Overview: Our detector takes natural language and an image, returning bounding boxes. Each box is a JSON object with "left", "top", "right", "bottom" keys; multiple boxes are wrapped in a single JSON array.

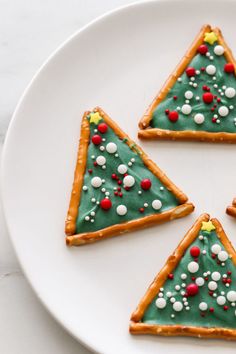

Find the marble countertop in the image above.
[{"left": 0, "top": 1, "right": 134, "bottom": 352}]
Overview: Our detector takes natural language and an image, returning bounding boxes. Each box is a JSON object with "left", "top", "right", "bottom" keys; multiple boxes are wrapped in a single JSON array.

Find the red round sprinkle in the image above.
[
  {"left": 117, "top": 187, "right": 121, "bottom": 192},
  {"left": 93, "top": 161, "right": 98, "bottom": 166},
  {"left": 165, "top": 109, "right": 170, "bottom": 115},
  {"left": 100, "top": 198, "right": 112, "bottom": 210},
  {"left": 117, "top": 180, "right": 122, "bottom": 185},
  {"left": 190, "top": 246, "right": 200, "bottom": 258},
  {"left": 119, "top": 193, "right": 123, "bottom": 197},
  {"left": 224, "top": 63, "right": 234, "bottom": 73},
  {"left": 114, "top": 191, "right": 118, "bottom": 196},
  {"left": 124, "top": 186, "right": 130, "bottom": 191},
  {"left": 211, "top": 107, "right": 215, "bottom": 112},
  {"left": 168, "top": 273, "right": 174, "bottom": 280},
  {"left": 224, "top": 306, "right": 229, "bottom": 311},
  {"left": 186, "top": 283, "right": 199, "bottom": 296},
  {"left": 202, "top": 85, "right": 208, "bottom": 91},
  {"left": 141, "top": 178, "right": 152, "bottom": 190},
  {"left": 186, "top": 67, "right": 196, "bottom": 77},
  {"left": 212, "top": 118, "right": 217, "bottom": 123},
  {"left": 227, "top": 271, "right": 232, "bottom": 275},
  {"left": 173, "top": 95, "right": 178, "bottom": 100},
  {"left": 191, "top": 276, "right": 196, "bottom": 281},
  {"left": 217, "top": 98, "right": 221, "bottom": 103},
  {"left": 168, "top": 111, "right": 179, "bottom": 122},
  {"left": 205, "top": 277, "right": 209, "bottom": 281},
  {"left": 211, "top": 253, "right": 216, "bottom": 258},
  {"left": 97, "top": 123, "right": 108, "bottom": 134},
  {"left": 227, "top": 278, "right": 232, "bottom": 284},
  {"left": 111, "top": 173, "right": 117, "bottom": 179},
  {"left": 88, "top": 169, "right": 93, "bottom": 174},
  {"left": 209, "top": 307, "right": 214, "bottom": 313},
  {"left": 139, "top": 207, "right": 145, "bottom": 213},
  {"left": 198, "top": 44, "right": 208, "bottom": 55},
  {"left": 223, "top": 278, "right": 227, "bottom": 284},
  {"left": 92, "top": 134, "right": 102, "bottom": 145},
  {"left": 209, "top": 291, "right": 214, "bottom": 296},
  {"left": 201, "top": 67, "right": 205, "bottom": 71},
  {"left": 203, "top": 92, "right": 214, "bottom": 104}
]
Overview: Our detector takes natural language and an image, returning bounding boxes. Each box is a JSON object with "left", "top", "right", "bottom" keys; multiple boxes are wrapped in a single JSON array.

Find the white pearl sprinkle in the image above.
[
  {"left": 225, "top": 87, "right": 236, "bottom": 98},
  {"left": 85, "top": 216, "right": 90, "bottom": 221},
  {"left": 227, "top": 291, "right": 236, "bottom": 302},
  {"left": 214, "top": 45, "right": 224, "bottom": 56},
  {"left": 173, "top": 302, "right": 183, "bottom": 312},
  {"left": 211, "top": 244, "right": 221, "bottom": 254},
  {"left": 83, "top": 186, "right": 88, "bottom": 191},
  {"left": 218, "top": 106, "right": 229, "bottom": 117},
  {"left": 188, "top": 261, "right": 199, "bottom": 273},
  {"left": 117, "top": 164, "right": 127, "bottom": 174},
  {"left": 123, "top": 175, "right": 135, "bottom": 187},
  {"left": 211, "top": 272, "right": 221, "bottom": 281},
  {"left": 217, "top": 296, "right": 226, "bottom": 305},
  {"left": 106, "top": 142, "right": 117, "bottom": 154},
  {"left": 181, "top": 104, "right": 192, "bottom": 115},
  {"left": 194, "top": 113, "right": 205, "bottom": 125},
  {"left": 199, "top": 302, "right": 208, "bottom": 311},
  {"left": 91, "top": 176, "right": 102, "bottom": 188},
  {"left": 184, "top": 90, "right": 193, "bottom": 99},
  {"left": 196, "top": 277, "right": 205, "bottom": 286},
  {"left": 181, "top": 273, "right": 187, "bottom": 280},
  {"left": 206, "top": 64, "right": 216, "bottom": 75},
  {"left": 155, "top": 298, "right": 166, "bottom": 309},
  {"left": 152, "top": 199, "right": 162, "bottom": 210},
  {"left": 208, "top": 281, "right": 218, "bottom": 291},
  {"left": 218, "top": 250, "right": 229, "bottom": 262},
  {"left": 96, "top": 155, "right": 106, "bottom": 166}
]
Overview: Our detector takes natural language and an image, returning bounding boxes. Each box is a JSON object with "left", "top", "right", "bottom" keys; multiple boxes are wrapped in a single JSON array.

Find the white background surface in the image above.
[{"left": 0, "top": 1, "right": 133, "bottom": 353}]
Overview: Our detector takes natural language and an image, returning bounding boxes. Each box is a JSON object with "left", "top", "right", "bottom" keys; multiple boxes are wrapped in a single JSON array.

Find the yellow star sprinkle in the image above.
[
  {"left": 201, "top": 221, "right": 216, "bottom": 232},
  {"left": 204, "top": 31, "right": 218, "bottom": 45},
  {"left": 89, "top": 112, "right": 102, "bottom": 124}
]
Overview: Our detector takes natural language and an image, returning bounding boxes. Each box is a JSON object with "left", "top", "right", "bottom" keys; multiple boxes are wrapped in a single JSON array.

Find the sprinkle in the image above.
[{"left": 83, "top": 186, "right": 88, "bottom": 191}]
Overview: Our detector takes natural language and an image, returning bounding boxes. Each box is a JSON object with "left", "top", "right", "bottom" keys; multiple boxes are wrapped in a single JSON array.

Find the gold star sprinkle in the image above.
[
  {"left": 201, "top": 221, "right": 216, "bottom": 232},
  {"left": 89, "top": 112, "right": 102, "bottom": 125},
  {"left": 204, "top": 31, "right": 218, "bottom": 45}
]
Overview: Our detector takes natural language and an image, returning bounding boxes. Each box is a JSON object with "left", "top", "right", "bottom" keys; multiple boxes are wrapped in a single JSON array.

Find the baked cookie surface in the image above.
[
  {"left": 130, "top": 214, "right": 236, "bottom": 340},
  {"left": 139, "top": 25, "right": 236, "bottom": 142},
  {"left": 65, "top": 107, "right": 194, "bottom": 246},
  {"left": 227, "top": 199, "right": 236, "bottom": 218}
]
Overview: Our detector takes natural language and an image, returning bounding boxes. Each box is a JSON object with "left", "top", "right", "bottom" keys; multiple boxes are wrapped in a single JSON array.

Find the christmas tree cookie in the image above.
[
  {"left": 227, "top": 199, "right": 236, "bottom": 218},
  {"left": 130, "top": 214, "right": 236, "bottom": 340},
  {"left": 139, "top": 25, "right": 236, "bottom": 142},
  {"left": 65, "top": 107, "right": 194, "bottom": 246}
]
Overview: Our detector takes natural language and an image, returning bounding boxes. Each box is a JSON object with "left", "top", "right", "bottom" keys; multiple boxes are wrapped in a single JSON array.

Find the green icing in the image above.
[
  {"left": 142, "top": 229, "right": 236, "bottom": 329},
  {"left": 151, "top": 40, "right": 236, "bottom": 133},
  {"left": 75, "top": 115, "right": 180, "bottom": 233}
]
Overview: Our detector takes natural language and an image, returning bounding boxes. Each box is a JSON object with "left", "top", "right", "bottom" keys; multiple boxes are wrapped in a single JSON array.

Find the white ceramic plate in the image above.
[{"left": 2, "top": 1, "right": 236, "bottom": 353}]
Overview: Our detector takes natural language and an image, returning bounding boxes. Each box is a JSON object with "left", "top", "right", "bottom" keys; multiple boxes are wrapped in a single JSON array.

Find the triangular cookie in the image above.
[
  {"left": 130, "top": 214, "right": 236, "bottom": 340},
  {"left": 139, "top": 25, "right": 236, "bottom": 143},
  {"left": 65, "top": 107, "right": 194, "bottom": 246},
  {"left": 227, "top": 199, "right": 236, "bottom": 218}
]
